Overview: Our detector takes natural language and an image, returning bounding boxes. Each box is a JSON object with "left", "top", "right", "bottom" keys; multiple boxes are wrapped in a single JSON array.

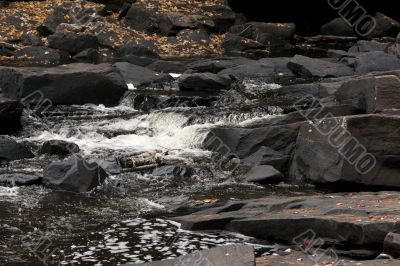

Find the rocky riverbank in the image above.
[{"left": 2, "top": 0, "right": 400, "bottom": 265}]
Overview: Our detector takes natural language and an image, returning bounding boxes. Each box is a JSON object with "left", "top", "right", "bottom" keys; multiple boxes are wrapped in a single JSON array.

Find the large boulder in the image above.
[
  {"left": 43, "top": 157, "right": 109, "bottom": 193},
  {"left": 288, "top": 55, "right": 354, "bottom": 78},
  {"left": 112, "top": 62, "right": 173, "bottom": 88},
  {"left": 370, "top": 12, "right": 400, "bottom": 37},
  {"left": 174, "top": 192, "right": 400, "bottom": 247},
  {"left": 0, "top": 63, "right": 127, "bottom": 106},
  {"left": 0, "top": 136, "right": 34, "bottom": 162},
  {"left": 12, "top": 46, "right": 70, "bottom": 66},
  {"left": 290, "top": 115, "right": 400, "bottom": 187},
  {"left": 0, "top": 97, "right": 22, "bottom": 134},
  {"left": 158, "top": 13, "right": 214, "bottom": 35},
  {"left": 335, "top": 75, "right": 400, "bottom": 113},
  {"left": 354, "top": 51, "right": 400, "bottom": 74},
  {"left": 178, "top": 73, "right": 231, "bottom": 91},
  {"left": 48, "top": 32, "right": 99, "bottom": 54},
  {"left": 124, "top": 2, "right": 159, "bottom": 32}
]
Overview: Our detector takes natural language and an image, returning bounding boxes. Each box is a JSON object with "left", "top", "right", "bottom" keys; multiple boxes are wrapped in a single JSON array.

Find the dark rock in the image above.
[
  {"left": 0, "top": 136, "right": 34, "bottom": 162},
  {"left": 244, "top": 165, "right": 284, "bottom": 183},
  {"left": 290, "top": 114, "right": 400, "bottom": 187},
  {"left": 21, "top": 32, "right": 43, "bottom": 46},
  {"left": 371, "top": 12, "right": 400, "bottom": 37},
  {"left": 0, "top": 42, "right": 15, "bottom": 56},
  {"left": 112, "top": 62, "right": 173, "bottom": 88},
  {"left": 0, "top": 173, "right": 42, "bottom": 187},
  {"left": 0, "top": 63, "right": 127, "bottom": 106},
  {"left": 13, "top": 46, "right": 70, "bottom": 66},
  {"left": 116, "top": 44, "right": 160, "bottom": 59},
  {"left": 320, "top": 18, "right": 356, "bottom": 37},
  {"left": 48, "top": 32, "right": 99, "bottom": 54},
  {"left": 243, "top": 146, "right": 290, "bottom": 171},
  {"left": 177, "top": 29, "right": 210, "bottom": 43},
  {"left": 288, "top": 55, "right": 354, "bottom": 78},
  {"left": 159, "top": 13, "right": 214, "bottom": 35},
  {"left": 223, "top": 34, "right": 266, "bottom": 54},
  {"left": 119, "top": 55, "right": 156, "bottom": 67},
  {"left": 43, "top": 156, "right": 109, "bottom": 193},
  {"left": 218, "top": 57, "right": 293, "bottom": 81},
  {"left": 354, "top": 52, "right": 400, "bottom": 74},
  {"left": 384, "top": 233, "right": 400, "bottom": 258},
  {"left": 335, "top": 75, "right": 400, "bottom": 113},
  {"left": 229, "top": 22, "right": 296, "bottom": 46},
  {"left": 88, "top": 157, "right": 122, "bottom": 175},
  {"left": 174, "top": 192, "right": 400, "bottom": 246},
  {"left": 147, "top": 60, "right": 187, "bottom": 73},
  {"left": 40, "top": 140, "right": 80, "bottom": 156},
  {"left": 349, "top": 40, "right": 390, "bottom": 53},
  {"left": 41, "top": 2, "right": 72, "bottom": 34},
  {"left": 203, "top": 4, "right": 236, "bottom": 33},
  {"left": 276, "top": 83, "right": 319, "bottom": 99},
  {"left": 178, "top": 73, "right": 231, "bottom": 91},
  {"left": 152, "top": 165, "right": 193, "bottom": 178},
  {"left": 124, "top": 3, "right": 159, "bottom": 32},
  {"left": 132, "top": 244, "right": 255, "bottom": 266},
  {"left": 187, "top": 57, "right": 255, "bottom": 74},
  {"left": 72, "top": 48, "right": 99, "bottom": 63},
  {"left": 0, "top": 97, "right": 22, "bottom": 134}
]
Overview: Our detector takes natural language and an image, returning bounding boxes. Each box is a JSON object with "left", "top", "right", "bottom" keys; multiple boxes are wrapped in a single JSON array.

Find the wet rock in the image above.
[
  {"left": 229, "top": 22, "right": 296, "bottom": 46},
  {"left": 0, "top": 97, "right": 22, "bottom": 134},
  {"left": 218, "top": 57, "right": 293, "bottom": 81},
  {"left": 13, "top": 46, "right": 70, "bottom": 66},
  {"left": 72, "top": 48, "right": 99, "bottom": 63},
  {"left": 290, "top": 114, "right": 400, "bottom": 187},
  {"left": 243, "top": 146, "right": 290, "bottom": 172},
  {"left": 0, "top": 173, "right": 42, "bottom": 187},
  {"left": 174, "top": 192, "right": 400, "bottom": 246},
  {"left": 288, "top": 55, "right": 354, "bottom": 78},
  {"left": 48, "top": 32, "right": 99, "bottom": 54},
  {"left": 320, "top": 17, "right": 356, "bottom": 37},
  {"left": 112, "top": 62, "right": 172, "bottom": 88},
  {"left": 44, "top": 157, "right": 109, "bottom": 193},
  {"left": 0, "top": 136, "right": 34, "bottom": 162},
  {"left": 88, "top": 157, "right": 122, "bottom": 175},
  {"left": 336, "top": 75, "right": 400, "bottom": 113},
  {"left": 187, "top": 57, "right": 255, "bottom": 74},
  {"left": 178, "top": 73, "right": 231, "bottom": 91},
  {"left": 40, "top": 140, "right": 80, "bottom": 156},
  {"left": 159, "top": 13, "right": 214, "bottom": 35},
  {"left": 152, "top": 165, "right": 194, "bottom": 178},
  {"left": 349, "top": 40, "right": 390, "bottom": 53},
  {"left": 0, "top": 63, "right": 127, "bottom": 106},
  {"left": 133, "top": 244, "right": 255, "bottom": 266},
  {"left": 147, "top": 60, "right": 187, "bottom": 74},
  {"left": 384, "top": 232, "right": 400, "bottom": 259},
  {"left": 354, "top": 52, "right": 400, "bottom": 74},
  {"left": 244, "top": 165, "right": 284, "bottom": 183},
  {"left": 276, "top": 83, "right": 319, "bottom": 99}
]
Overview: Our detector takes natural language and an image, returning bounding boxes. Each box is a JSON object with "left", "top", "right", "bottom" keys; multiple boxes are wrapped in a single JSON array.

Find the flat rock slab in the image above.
[
  {"left": 0, "top": 63, "right": 127, "bottom": 106},
  {"left": 174, "top": 192, "right": 400, "bottom": 247},
  {"left": 288, "top": 55, "right": 354, "bottom": 78},
  {"left": 130, "top": 244, "right": 254, "bottom": 266}
]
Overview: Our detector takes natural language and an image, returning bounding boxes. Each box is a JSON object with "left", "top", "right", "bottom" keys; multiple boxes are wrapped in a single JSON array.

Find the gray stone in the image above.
[
  {"left": 244, "top": 165, "right": 284, "bottom": 183},
  {"left": 178, "top": 73, "right": 231, "bottom": 91},
  {"left": 354, "top": 52, "right": 400, "bottom": 74},
  {"left": 0, "top": 136, "right": 34, "bottom": 162},
  {"left": 384, "top": 232, "right": 400, "bottom": 259}
]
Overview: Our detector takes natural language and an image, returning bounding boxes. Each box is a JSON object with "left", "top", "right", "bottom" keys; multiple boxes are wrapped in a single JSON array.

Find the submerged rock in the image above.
[
  {"left": 133, "top": 244, "right": 255, "bottom": 266},
  {"left": 0, "top": 136, "right": 34, "bottom": 162},
  {"left": 40, "top": 140, "right": 80, "bottom": 156},
  {"left": 44, "top": 156, "right": 109, "bottom": 193},
  {"left": 0, "top": 97, "right": 22, "bottom": 134}
]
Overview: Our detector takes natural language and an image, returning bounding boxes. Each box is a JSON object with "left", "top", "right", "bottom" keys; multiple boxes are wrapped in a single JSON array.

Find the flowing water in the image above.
[{"left": 0, "top": 82, "right": 319, "bottom": 265}]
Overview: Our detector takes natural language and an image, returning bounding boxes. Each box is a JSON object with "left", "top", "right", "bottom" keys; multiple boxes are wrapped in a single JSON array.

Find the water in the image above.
[{"left": 0, "top": 81, "right": 316, "bottom": 265}]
